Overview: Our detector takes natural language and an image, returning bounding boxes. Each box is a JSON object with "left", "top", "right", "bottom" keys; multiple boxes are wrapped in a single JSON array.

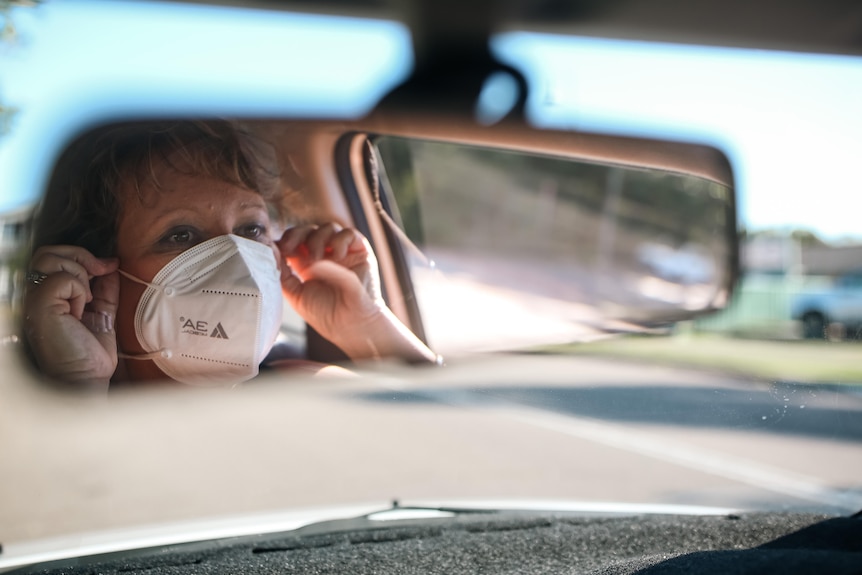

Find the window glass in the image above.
[{"left": 375, "top": 136, "right": 732, "bottom": 355}]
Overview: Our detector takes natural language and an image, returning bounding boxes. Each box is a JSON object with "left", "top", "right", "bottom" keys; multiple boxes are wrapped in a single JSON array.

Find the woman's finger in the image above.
[
  {"left": 305, "top": 223, "right": 342, "bottom": 260},
  {"left": 280, "top": 263, "right": 303, "bottom": 299},
  {"left": 29, "top": 249, "right": 118, "bottom": 303},
  {"left": 27, "top": 271, "right": 91, "bottom": 321},
  {"left": 29, "top": 253, "right": 94, "bottom": 300},
  {"left": 87, "top": 271, "right": 119, "bottom": 324},
  {"left": 32, "top": 245, "right": 118, "bottom": 277},
  {"left": 84, "top": 271, "right": 119, "bottom": 356},
  {"left": 277, "top": 225, "right": 318, "bottom": 257},
  {"left": 327, "top": 228, "right": 364, "bottom": 261}
]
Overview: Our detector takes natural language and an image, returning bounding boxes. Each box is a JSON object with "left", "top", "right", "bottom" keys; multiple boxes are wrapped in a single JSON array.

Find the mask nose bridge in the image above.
[{"left": 119, "top": 236, "right": 257, "bottom": 295}]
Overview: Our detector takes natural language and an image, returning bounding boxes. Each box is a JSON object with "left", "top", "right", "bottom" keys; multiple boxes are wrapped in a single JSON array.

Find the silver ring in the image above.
[{"left": 26, "top": 271, "right": 49, "bottom": 285}]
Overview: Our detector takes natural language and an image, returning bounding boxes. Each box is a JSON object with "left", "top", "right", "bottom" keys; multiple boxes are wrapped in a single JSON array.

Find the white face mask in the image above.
[{"left": 118, "top": 234, "right": 283, "bottom": 386}]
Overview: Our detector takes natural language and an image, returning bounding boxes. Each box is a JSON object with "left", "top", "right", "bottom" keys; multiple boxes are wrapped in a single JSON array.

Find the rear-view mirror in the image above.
[{"left": 3, "top": 115, "right": 737, "bottom": 388}]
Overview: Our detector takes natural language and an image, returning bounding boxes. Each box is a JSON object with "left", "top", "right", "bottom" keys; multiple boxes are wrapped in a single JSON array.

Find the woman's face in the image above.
[{"left": 114, "top": 158, "right": 281, "bottom": 378}]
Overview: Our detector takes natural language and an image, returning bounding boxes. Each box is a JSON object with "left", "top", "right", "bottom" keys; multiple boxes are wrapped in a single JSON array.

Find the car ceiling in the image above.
[{"left": 167, "top": 0, "right": 862, "bottom": 56}]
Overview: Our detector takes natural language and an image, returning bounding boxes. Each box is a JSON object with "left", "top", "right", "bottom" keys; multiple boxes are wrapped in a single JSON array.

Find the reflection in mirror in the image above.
[
  {"left": 10, "top": 118, "right": 735, "bottom": 390},
  {"left": 19, "top": 120, "right": 437, "bottom": 392},
  {"left": 374, "top": 137, "right": 735, "bottom": 355}
]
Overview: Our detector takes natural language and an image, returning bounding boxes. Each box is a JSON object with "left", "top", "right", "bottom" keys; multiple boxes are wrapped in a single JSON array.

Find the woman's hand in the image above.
[
  {"left": 277, "top": 224, "right": 383, "bottom": 342},
  {"left": 23, "top": 245, "right": 120, "bottom": 389},
  {"left": 277, "top": 223, "right": 435, "bottom": 363}
]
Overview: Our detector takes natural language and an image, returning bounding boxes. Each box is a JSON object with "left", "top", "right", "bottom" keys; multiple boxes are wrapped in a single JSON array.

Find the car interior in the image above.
[{"left": 1, "top": 0, "right": 860, "bottom": 573}]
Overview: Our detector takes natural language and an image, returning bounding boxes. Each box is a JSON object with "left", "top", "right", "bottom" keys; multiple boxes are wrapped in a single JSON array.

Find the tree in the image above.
[
  {"left": 789, "top": 229, "right": 828, "bottom": 248},
  {"left": 1, "top": 0, "right": 42, "bottom": 135},
  {"left": 1, "top": 0, "right": 40, "bottom": 43}
]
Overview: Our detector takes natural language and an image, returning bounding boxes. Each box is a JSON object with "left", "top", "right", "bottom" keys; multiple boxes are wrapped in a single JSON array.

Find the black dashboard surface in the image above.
[{"left": 13, "top": 512, "right": 862, "bottom": 574}]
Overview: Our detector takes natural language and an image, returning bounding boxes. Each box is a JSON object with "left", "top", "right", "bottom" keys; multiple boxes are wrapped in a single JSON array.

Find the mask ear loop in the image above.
[
  {"left": 115, "top": 269, "right": 172, "bottom": 361},
  {"left": 117, "top": 269, "right": 162, "bottom": 291},
  {"left": 117, "top": 349, "right": 172, "bottom": 361}
]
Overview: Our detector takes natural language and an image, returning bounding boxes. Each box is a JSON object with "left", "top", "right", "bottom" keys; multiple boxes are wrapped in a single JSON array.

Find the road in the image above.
[{"left": 1, "top": 350, "right": 861, "bottom": 546}]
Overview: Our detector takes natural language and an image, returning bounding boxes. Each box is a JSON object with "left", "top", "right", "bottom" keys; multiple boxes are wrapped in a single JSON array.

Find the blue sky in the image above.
[{"left": 2, "top": 0, "right": 861, "bottom": 241}]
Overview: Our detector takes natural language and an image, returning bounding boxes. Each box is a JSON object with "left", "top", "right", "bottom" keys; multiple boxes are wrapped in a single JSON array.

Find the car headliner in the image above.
[{"left": 168, "top": 0, "right": 862, "bottom": 57}]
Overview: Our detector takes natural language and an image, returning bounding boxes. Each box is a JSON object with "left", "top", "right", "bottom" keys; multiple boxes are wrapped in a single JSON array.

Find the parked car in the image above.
[
  {"left": 0, "top": 1, "right": 860, "bottom": 574},
  {"left": 792, "top": 272, "right": 862, "bottom": 340}
]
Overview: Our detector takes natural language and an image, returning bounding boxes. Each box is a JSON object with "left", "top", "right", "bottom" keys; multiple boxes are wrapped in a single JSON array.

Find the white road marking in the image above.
[{"left": 417, "top": 387, "right": 862, "bottom": 511}]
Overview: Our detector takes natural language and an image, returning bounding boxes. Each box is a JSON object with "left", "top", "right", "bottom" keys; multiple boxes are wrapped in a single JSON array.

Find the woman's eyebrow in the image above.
[
  {"left": 136, "top": 210, "right": 205, "bottom": 240},
  {"left": 238, "top": 200, "right": 268, "bottom": 211},
  {"left": 149, "top": 207, "right": 202, "bottom": 225}
]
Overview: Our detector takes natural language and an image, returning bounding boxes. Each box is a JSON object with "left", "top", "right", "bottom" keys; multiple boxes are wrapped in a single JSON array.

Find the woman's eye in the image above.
[
  {"left": 158, "top": 228, "right": 198, "bottom": 248},
  {"left": 170, "top": 230, "right": 192, "bottom": 243},
  {"left": 237, "top": 223, "right": 267, "bottom": 241}
]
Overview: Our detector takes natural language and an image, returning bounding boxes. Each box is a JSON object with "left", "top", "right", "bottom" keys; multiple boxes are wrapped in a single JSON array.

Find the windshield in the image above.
[{"left": 0, "top": 0, "right": 861, "bottom": 558}]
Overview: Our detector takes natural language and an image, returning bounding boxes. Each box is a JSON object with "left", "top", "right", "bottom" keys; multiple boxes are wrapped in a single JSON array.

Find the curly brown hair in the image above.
[{"left": 32, "top": 120, "right": 288, "bottom": 258}]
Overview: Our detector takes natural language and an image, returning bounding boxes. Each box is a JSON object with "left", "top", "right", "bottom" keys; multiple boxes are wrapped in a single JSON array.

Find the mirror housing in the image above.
[{"left": 15, "top": 115, "right": 736, "bottom": 377}]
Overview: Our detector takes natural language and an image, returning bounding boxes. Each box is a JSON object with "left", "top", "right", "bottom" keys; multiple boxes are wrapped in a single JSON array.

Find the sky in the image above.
[
  {"left": 493, "top": 33, "right": 862, "bottom": 242},
  {"left": 2, "top": 0, "right": 862, "bottom": 241}
]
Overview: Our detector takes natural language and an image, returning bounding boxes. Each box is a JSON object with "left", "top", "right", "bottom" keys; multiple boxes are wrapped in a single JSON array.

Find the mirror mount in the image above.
[{"left": 375, "top": 0, "right": 528, "bottom": 122}]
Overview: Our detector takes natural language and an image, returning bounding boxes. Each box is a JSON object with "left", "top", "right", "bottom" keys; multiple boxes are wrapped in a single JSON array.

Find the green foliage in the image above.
[
  {"left": 0, "top": 102, "right": 18, "bottom": 135},
  {"left": 550, "top": 334, "right": 862, "bottom": 384},
  {"left": 790, "top": 229, "right": 828, "bottom": 248},
  {"left": 1, "top": 0, "right": 42, "bottom": 136},
  {"left": 2, "top": 0, "right": 42, "bottom": 44},
  {"left": 374, "top": 136, "right": 731, "bottom": 266},
  {"left": 747, "top": 227, "right": 830, "bottom": 247}
]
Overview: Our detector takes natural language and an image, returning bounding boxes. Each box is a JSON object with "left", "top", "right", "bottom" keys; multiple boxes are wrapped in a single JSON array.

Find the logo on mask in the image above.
[
  {"left": 210, "top": 323, "right": 229, "bottom": 339},
  {"left": 179, "top": 316, "right": 228, "bottom": 339}
]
